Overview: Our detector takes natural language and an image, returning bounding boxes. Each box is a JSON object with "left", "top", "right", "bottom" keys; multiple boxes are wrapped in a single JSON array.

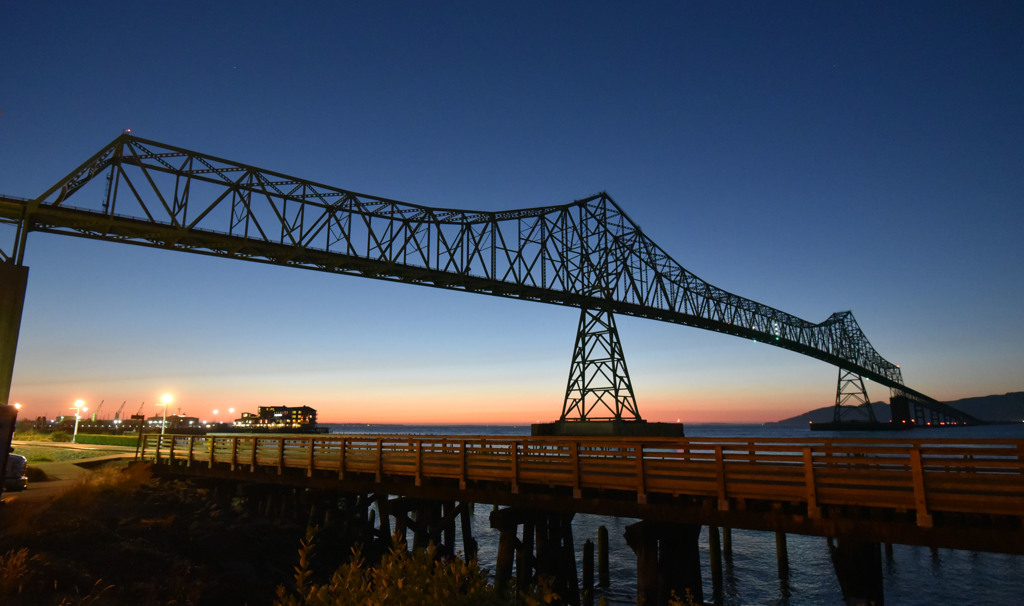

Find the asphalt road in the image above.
[{"left": 2, "top": 441, "right": 138, "bottom": 503}]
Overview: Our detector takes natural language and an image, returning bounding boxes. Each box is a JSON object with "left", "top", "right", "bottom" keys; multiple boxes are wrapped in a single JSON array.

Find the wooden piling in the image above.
[
  {"left": 460, "top": 502, "right": 478, "bottom": 561},
  {"left": 709, "top": 525, "right": 723, "bottom": 600},
  {"left": 518, "top": 518, "right": 535, "bottom": 592},
  {"left": 490, "top": 508, "right": 580, "bottom": 603},
  {"left": 495, "top": 526, "right": 517, "bottom": 589},
  {"left": 598, "top": 525, "right": 610, "bottom": 588},
  {"left": 583, "top": 539, "right": 594, "bottom": 606},
  {"left": 829, "top": 537, "right": 885, "bottom": 606},
  {"left": 625, "top": 521, "right": 703, "bottom": 606},
  {"left": 775, "top": 532, "right": 790, "bottom": 578},
  {"left": 776, "top": 531, "right": 791, "bottom": 599}
]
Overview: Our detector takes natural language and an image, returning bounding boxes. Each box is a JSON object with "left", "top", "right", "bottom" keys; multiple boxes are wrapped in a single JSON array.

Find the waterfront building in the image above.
[{"left": 234, "top": 405, "right": 317, "bottom": 430}]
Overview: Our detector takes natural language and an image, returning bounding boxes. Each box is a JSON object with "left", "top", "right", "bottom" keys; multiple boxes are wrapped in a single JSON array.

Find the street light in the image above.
[
  {"left": 71, "top": 399, "right": 87, "bottom": 443},
  {"left": 159, "top": 393, "right": 173, "bottom": 435}
]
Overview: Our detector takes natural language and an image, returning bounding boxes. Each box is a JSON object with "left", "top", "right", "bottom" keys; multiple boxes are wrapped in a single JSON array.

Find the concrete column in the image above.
[
  {"left": 0, "top": 263, "right": 29, "bottom": 406},
  {"left": 0, "top": 404, "right": 17, "bottom": 497}
]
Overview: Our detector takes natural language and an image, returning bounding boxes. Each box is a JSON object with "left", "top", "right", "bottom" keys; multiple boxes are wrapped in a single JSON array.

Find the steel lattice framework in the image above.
[
  {"left": 0, "top": 134, "right": 937, "bottom": 403},
  {"left": 562, "top": 307, "right": 641, "bottom": 422}
]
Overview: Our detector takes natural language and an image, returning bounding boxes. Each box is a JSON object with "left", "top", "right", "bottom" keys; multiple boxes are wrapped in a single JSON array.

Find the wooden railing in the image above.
[{"left": 138, "top": 434, "right": 1024, "bottom": 528}]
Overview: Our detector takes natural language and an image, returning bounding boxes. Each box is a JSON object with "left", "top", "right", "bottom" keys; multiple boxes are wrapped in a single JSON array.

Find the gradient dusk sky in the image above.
[{"left": 1, "top": 2, "right": 1021, "bottom": 425}]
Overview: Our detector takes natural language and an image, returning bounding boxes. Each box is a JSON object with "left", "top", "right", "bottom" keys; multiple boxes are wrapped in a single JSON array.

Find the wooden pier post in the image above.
[
  {"left": 495, "top": 524, "right": 518, "bottom": 589},
  {"left": 624, "top": 521, "right": 703, "bottom": 606},
  {"left": 598, "top": 525, "right": 610, "bottom": 588},
  {"left": 490, "top": 508, "right": 580, "bottom": 604},
  {"left": 518, "top": 517, "right": 535, "bottom": 593},
  {"left": 828, "top": 537, "right": 884, "bottom": 606},
  {"left": 583, "top": 539, "right": 594, "bottom": 606},
  {"left": 709, "top": 525, "right": 723, "bottom": 601},
  {"left": 459, "top": 502, "right": 478, "bottom": 561},
  {"left": 776, "top": 532, "right": 791, "bottom": 598},
  {"left": 776, "top": 532, "right": 790, "bottom": 578}
]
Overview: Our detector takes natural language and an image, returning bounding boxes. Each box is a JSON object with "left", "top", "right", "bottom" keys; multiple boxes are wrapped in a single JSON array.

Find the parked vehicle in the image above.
[{"left": 4, "top": 450, "right": 28, "bottom": 491}]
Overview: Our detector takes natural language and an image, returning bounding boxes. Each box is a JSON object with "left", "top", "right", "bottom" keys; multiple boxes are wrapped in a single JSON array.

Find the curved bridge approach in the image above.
[{"left": 0, "top": 134, "right": 939, "bottom": 412}]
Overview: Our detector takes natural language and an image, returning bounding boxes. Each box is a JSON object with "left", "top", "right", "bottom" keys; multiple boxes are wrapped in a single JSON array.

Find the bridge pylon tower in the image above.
[
  {"left": 533, "top": 306, "right": 684, "bottom": 437},
  {"left": 561, "top": 306, "right": 641, "bottom": 423},
  {"left": 832, "top": 368, "right": 879, "bottom": 424}
]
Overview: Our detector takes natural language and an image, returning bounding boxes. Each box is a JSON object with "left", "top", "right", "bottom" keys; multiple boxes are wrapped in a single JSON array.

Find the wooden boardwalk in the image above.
[{"left": 137, "top": 433, "right": 1024, "bottom": 554}]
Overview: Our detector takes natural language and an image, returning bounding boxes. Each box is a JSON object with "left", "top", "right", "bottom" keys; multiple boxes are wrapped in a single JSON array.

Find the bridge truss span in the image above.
[{"left": 0, "top": 134, "right": 927, "bottom": 402}]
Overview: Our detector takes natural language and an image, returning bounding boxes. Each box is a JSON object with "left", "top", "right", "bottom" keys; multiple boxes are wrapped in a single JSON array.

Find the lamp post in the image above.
[
  {"left": 159, "top": 393, "right": 172, "bottom": 435},
  {"left": 71, "top": 399, "right": 86, "bottom": 443}
]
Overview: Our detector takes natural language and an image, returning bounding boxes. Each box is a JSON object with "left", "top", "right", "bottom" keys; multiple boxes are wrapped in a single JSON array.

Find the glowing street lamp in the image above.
[
  {"left": 71, "top": 399, "right": 87, "bottom": 443},
  {"left": 159, "top": 393, "right": 173, "bottom": 435}
]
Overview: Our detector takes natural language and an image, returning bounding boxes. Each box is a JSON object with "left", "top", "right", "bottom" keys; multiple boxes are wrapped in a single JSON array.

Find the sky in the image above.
[{"left": 1, "top": 1, "right": 1021, "bottom": 425}]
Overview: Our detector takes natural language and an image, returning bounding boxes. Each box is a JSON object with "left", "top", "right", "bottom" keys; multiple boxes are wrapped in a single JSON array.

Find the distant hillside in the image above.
[
  {"left": 948, "top": 392, "right": 1024, "bottom": 422},
  {"left": 772, "top": 392, "right": 1024, "bottom": 427}
]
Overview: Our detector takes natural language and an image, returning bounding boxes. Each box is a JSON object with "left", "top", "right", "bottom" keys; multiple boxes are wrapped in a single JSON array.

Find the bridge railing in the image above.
[{"left": 138, "top": 433, "right": 1024, "bottom": 527}]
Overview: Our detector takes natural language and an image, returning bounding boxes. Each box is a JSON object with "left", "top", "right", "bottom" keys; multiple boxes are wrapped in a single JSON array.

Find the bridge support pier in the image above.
[
  {"left": 624, "top": 520, "right": 703, "bottom": 606},
  {"left": 491, "top": 507, "right": 580, "bottom": 604},
  {"left": 0, "top": 262, "right": 28, "bottom": 406},
  {"left": 828, "top": 537, "right": 884, "bottom": 606}
]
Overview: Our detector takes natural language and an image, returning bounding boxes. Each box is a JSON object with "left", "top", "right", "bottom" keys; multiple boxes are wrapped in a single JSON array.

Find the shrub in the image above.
[
  {"left": 0, "top": 548, "right": 36, "bottom": 599},
  {"left": 73, "top": 434, "right": 138, "bottom": 447},
  {"left": 56, "top": 462, "right": 153, "bottom": 508},
  {"left": 276, "top": 529, "right": 512, "bottom": 606},
  {"left": 49, "top": 431, "right": 72, "bottom": 443}
]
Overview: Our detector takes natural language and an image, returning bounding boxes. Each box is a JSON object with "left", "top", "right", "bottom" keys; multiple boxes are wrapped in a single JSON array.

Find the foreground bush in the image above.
[{"left": 276, "top": 529, "right": 516, "bottom": 606}]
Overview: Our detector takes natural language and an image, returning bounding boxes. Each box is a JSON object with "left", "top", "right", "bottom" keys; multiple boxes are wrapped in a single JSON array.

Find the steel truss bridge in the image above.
[{"left": 0, "top": 134, "right": 972, "bottom": 425}]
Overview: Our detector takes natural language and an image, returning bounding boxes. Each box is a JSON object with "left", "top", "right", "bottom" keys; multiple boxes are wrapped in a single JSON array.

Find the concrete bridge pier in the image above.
[
  {"left": 490, "top": 507, "right": 580, "bottom": 604},
  {"left": 828, "top": 537, "right": 884, "bottom": 606},
  {"left": 0, "top": 262, "right": 29, "bottom": 407},
  {"left": 624, "top": 521, "right": 703, "bottom": 606}
]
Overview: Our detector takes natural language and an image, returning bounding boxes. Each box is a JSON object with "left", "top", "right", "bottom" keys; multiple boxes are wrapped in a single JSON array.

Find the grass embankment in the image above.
[
  {"left": 13, "top": 432, "right": 138, "bottom": 466},
  {"left": 14, "top": 430, "right": 138, "bottom": 447},
  {"left": 14, "top": 445, "right": 129, "bottom": 466},
  {"left": 0, "top": 462, "right": 306, "bottom": 605}
]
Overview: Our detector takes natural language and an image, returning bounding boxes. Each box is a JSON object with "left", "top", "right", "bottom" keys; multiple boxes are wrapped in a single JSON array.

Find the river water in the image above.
[{"left": 325, "top": 422, "right": 1024, "bottom": 605}]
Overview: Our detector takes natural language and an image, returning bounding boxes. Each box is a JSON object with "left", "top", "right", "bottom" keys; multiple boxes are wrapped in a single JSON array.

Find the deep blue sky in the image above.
[{"left": 2, "top": 2, "right": 1021, "bottom": 423}]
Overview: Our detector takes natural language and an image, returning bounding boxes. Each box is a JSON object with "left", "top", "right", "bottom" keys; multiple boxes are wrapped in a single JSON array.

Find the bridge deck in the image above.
[{"left": 137, "top": 433, "right": 1024, "bottom": 554}]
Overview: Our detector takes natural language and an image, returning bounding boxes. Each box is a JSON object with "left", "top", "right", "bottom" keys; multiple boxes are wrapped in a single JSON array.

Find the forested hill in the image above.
[{"left": 771, "top": 392, "right": 1024, "bottom": 427}]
